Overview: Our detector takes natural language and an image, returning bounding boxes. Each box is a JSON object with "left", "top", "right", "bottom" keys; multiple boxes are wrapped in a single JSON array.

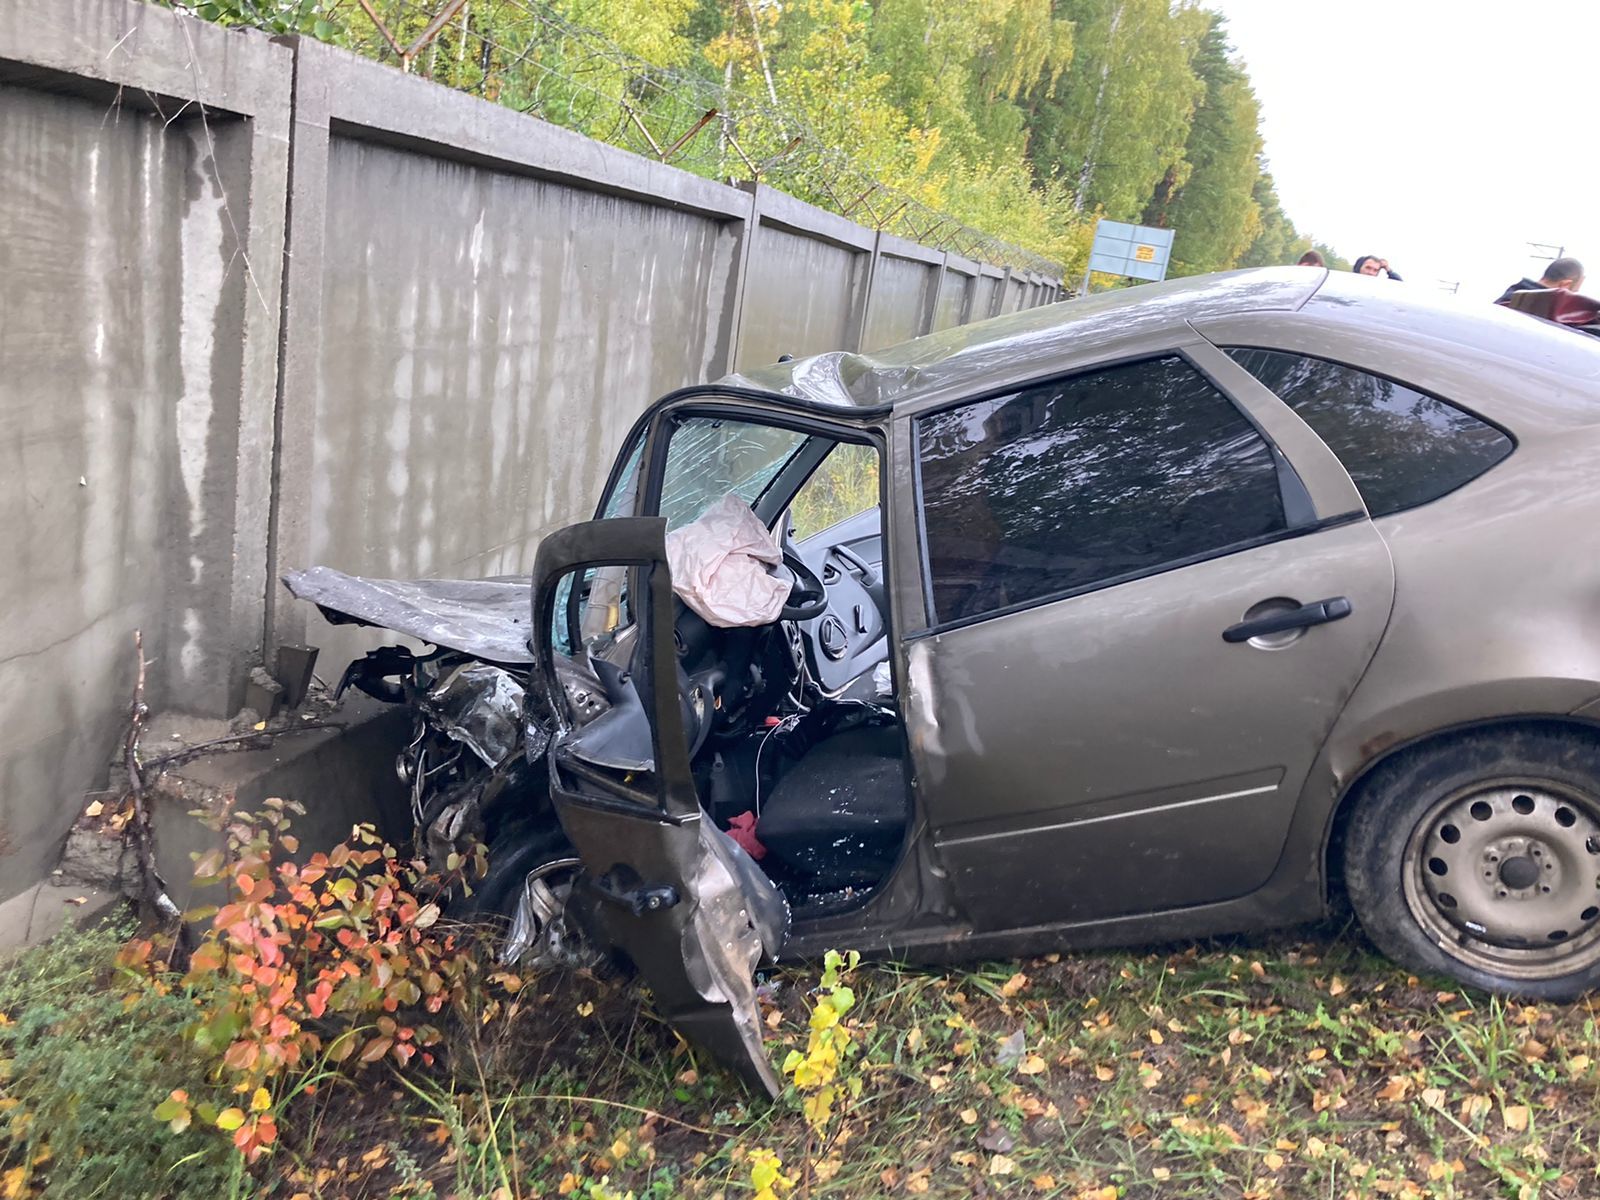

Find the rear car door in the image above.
[
  {"left": 530, "top": 517, "right": 787, "bottom": 1095},
  {"left": 900, "top": 344, "right": 1397, "bottom": 931}
]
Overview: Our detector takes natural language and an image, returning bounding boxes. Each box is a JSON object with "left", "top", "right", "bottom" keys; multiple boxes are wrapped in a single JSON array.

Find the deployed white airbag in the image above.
[{"left": 664, "top": 494, "right": 789, "bottom": 627}]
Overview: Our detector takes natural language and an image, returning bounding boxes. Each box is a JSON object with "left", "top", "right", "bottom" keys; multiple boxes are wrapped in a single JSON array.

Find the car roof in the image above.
[{"left": 718, "top": 267, "right": 1323, "bottom": 410}]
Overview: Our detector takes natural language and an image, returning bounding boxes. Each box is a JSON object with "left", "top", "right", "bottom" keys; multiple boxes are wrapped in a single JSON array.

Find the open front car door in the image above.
[{"left": 530, "top": 517, "right": 788, "bottom": 1096}]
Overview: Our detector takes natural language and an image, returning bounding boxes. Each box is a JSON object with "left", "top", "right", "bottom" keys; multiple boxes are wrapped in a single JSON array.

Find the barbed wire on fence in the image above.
[{"left": 180, "top": 0, "right": 1062, "bottom": 275}]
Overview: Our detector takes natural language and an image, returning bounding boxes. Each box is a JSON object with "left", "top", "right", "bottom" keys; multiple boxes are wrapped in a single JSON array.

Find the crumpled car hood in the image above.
[{"left": 283, "top": 566, "right": 535, "bottom": 664}]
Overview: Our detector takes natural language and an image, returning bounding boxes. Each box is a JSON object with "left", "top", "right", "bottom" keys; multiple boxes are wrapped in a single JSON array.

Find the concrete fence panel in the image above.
[
  {"left": 933, "top": 255, "right": 980, "bottom": 332},
  {"left": 860, "top": 238, "right": 940, "bottom": 351},
  {"left": 0, "top": 0, "right": 290, "bottom": 899},
  {"left": 733, "top": 188, "right": 874, "bottom": 371}
]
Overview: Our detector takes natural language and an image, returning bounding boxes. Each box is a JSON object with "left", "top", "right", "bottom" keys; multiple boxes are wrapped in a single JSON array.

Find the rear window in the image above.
[{"left": 1225, "top": 349, "right": 1513, "bottom": 517}]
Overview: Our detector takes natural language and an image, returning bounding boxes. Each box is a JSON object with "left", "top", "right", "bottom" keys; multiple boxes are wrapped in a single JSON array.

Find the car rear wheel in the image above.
[{"left": 1343, "top": 726, "right": 1600, "bottom": 1000}]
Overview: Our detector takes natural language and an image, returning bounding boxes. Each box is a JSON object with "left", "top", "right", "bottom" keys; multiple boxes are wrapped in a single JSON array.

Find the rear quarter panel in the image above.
[{"left": 1196, "top": 294, "right": 1600, "bottom": 907}]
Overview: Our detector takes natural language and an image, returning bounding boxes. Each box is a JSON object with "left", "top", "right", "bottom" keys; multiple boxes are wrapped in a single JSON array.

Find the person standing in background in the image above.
[
  {"left": 1497, "top": 256, "right": 1584, "bottom": 302},
  {"left": 1297, "top": 250, "right": 1326, "bottom": 267},
  {"left": 1353, "top": 255, "right": 1402, "bottom": 281}
]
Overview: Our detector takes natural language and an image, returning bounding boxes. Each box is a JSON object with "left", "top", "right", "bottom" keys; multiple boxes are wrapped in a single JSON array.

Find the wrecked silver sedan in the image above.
[{"left": 288, "top": 267, "right": 1600, "bottom": 1091}]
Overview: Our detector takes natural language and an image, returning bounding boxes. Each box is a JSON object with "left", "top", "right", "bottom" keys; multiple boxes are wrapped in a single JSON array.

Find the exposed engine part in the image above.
[{"left": 422, "top": 662, "right": 525, "bottom": 768}]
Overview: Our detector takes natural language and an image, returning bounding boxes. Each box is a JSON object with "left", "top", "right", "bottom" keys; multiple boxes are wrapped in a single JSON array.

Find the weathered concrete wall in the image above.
[
  {"left": 933, "top": 266, "right": 971, "bottom": 332},
  {"left": 736, "top": 224, "right": 866, "bottom": 370},
  {"left": 863, "top": 255, "right": 935, "bottom": 351},
  {"left": 0, "top": 0, "right": 1062, "bottom": 902},
  {"left": 0, "top": 0, "right": 289, "bottom": 901}
]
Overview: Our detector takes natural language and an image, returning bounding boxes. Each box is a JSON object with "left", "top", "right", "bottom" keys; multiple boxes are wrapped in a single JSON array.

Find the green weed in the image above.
[{"left": 0, "top": 919, "right": 240, "bottom": 1199}]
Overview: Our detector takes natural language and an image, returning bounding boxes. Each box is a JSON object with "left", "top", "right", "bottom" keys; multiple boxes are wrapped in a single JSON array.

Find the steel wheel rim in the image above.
[
  {"left": 499, "top": 857, "right": 584, "bottom": 968},
  {"left": 1402, "top": 778, "right": 1600, "bottom": 980}
]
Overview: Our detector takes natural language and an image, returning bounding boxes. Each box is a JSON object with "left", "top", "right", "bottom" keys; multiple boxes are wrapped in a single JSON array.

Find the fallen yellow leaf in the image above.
[
  {"left": 1376, "top": 1076, "right": 1410, "bottom": 1102},
  {"left": 1094, "top": 1064, "right": 1115, "bottom": 1081},
  {"left": 988, "top": 1154, "right": 1016, "bottom": 1176},
  {"left": 1000, "top": 972, "right": 1029, "bottom": 997},
  {"left": 1264, "top": 1151, "right": 1285, "bottom": 1171},
  {"left": 1031, "top": 1175, "right": 1056, "bottom": 1192},
  {"left": 1502, "top": 1104, "right": 1531, "bottom": 1132},
  {"left": 1018, "top": 1054, "right": 1047, "bottom": 1075},
  {"left": 905, "top": 1169, "right": 931, "bottom": 1194},
  {"left": 959, "top": 1108, "right": 978, "bottom": 1125},
  {"left": 1, "top": 1167, "right": 25, "bottom": 1200}
]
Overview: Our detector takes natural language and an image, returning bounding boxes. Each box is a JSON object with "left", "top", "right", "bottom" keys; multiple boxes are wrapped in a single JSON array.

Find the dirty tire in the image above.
[
  {"left": 453, "top": 821, "right": 574, "bottom": 924},
  {"left": 1343, "top": 725, "right": 1600, "bottom": 1001}
]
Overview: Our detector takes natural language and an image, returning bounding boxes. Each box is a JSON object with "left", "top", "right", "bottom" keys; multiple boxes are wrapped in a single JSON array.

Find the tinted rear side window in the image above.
[
  {"left": 916, "top": 356, "right": 1286, "bottom": 626},
  {"left": 1225, "top": 349, "right": 1513, "bottom": 517}
]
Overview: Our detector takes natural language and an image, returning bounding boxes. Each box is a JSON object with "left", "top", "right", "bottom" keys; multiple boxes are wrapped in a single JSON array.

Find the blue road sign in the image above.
[{"left": 1086, "top": 220, "right": 1175, "bottom": 283}]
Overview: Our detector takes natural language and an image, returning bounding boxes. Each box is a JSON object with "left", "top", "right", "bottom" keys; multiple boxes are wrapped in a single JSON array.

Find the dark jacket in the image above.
[{"left": 1498, "top": 277, "right": 1546, "bottom": 303}]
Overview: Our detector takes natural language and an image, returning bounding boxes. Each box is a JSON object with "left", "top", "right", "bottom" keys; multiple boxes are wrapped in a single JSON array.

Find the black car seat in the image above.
[{"left": 754, "top": 703, "right": 909, "bottom": 897}]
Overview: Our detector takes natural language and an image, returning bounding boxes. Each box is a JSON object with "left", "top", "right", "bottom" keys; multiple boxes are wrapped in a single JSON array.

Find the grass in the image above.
[
  {"left": 263, "top": 925, "right": 1600, "bottom": 1199},
  {"left": 0, "top": 918, "right": 242, "bottom": 1200},
  {"left": 7, "top": 919, "right": 1600, "bottom": 1199},
  {"left": 790, "top": 444, "right": 880, "bottom": 542}
]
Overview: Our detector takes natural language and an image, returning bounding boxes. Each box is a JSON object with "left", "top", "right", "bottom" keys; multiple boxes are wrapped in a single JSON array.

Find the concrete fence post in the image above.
[
  {"left": 848, "top": 229, "right": 883, "bottom": 353},
  {"left": 925, "top": 251, "right": 949, "bottom": 336},
  {"left": 714, "top": 181, "right": 764, "bottom": 379}
]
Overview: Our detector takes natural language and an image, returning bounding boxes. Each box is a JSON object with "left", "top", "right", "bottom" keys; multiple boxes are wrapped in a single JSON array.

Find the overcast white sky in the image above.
[{"left": 1207, "top": 0, "right": 1599, "bottom": 301}]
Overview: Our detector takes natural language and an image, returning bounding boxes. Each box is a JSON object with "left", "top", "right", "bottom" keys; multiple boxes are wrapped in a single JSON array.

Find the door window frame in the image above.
[{"left": 905, "top": 346, "right": 1348, "bottom": 638}]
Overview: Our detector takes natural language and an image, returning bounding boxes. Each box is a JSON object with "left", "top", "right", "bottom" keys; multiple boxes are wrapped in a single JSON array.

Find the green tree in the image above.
[
  {"left": 1142, "top": 13, "right": 1262, "bottom": 275},
  {"left": 768, "top": 0, "right": 924, "bottom": 192},
  {"left": 1025, "top": 0, "right": 1208, "bottom": 220},
  {"left": 867, "top": 0, "right": 1073, "bottom": 168}
]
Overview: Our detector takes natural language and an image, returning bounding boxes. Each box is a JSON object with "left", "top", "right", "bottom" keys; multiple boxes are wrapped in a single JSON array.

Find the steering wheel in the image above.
[{"left": 779, "top": 547, "right": 830, "bottom": 621}]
